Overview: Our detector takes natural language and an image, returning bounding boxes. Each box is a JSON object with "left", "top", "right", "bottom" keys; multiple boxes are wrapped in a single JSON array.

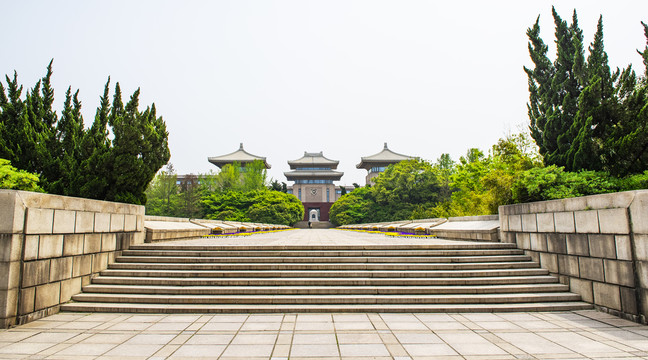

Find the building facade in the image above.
[
  {"left": 284, "top": 152, "right": 344, "bottom": 222},
  {"left": 356, "top": 143, "right": 414, "bottom": 185}
]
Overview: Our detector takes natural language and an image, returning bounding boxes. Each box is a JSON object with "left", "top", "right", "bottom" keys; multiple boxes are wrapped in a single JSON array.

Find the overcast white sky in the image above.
[{"left": 2, "top": 1, "right": 647, "bottom": 185}]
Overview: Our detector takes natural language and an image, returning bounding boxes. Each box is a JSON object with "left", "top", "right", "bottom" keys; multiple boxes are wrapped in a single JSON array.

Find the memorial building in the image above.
[
  {"left": 356, "top": 143, "right": 414, "bottom": 185},
  {"left": 284, "top": 151, "right": 345, "bottom": 222}
]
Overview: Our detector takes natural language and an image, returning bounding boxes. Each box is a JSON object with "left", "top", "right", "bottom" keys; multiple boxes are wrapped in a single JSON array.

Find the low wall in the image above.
[
  {"left": 0, "top": 190, "right": 144, "bottom": 327},
  {"left": 144, "top": 216, "right": 211, "bottom": 242},
  {"left": 428, "top": 215, "right": 500, "bottom": 241},
  {"left": 499, "top": 190, "right": 648, "bottom": 323}
]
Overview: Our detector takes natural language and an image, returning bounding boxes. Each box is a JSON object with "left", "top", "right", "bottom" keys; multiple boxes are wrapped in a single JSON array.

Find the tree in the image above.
[
  {"left": 145, "top": 163, "right": 179, "bottom": 216},
  {"left": 202, "top": 189, "right": 303, "bottom": 225},
  {"left": 0, "top": 158, "right": 42, "bottom": 192},
  {"left": 525, "top": 9, "right": 648, "bottom": 175}
]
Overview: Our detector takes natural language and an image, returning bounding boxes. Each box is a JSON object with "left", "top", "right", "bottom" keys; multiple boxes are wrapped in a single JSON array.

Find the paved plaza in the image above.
[
  {"left": 0, "top": 310, "right": 647, "bottom": 359},
  {"left": 2, "top": 230, "right": 647, "bottom": 359}
]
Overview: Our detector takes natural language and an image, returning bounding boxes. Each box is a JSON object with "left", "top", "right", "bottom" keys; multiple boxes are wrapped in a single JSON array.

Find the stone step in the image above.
[
  {"left": 115, "top": 255, "right": 532, "bottom": 264},
  {"left": 127, "top": 243, "right": 519, "bottom": 251},
  {"left": 92, "top": 275, "right": 560, "bottom": 286},
  {"left": 107, "top": 261, "right": 540, "bottom": 271},
  {"left": 70, "top": 292, "right": 583, "bottom": 304},
  {"left": 81, "top": 283, "right": 571, "bottom": 295},
  {"left": 60, "top": 301, "right": 594, "bottom": 313},
  {"left": 120, "top": 249, "right": 525, "bottom": 257},
  {"left": 99, "top": 268, "right": 550, "bottom": 279}
]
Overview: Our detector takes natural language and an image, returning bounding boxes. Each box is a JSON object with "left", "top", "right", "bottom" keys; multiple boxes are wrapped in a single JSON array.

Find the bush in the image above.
[
  {"left": 202, "top": 190, "right": 303, "bottom": 226},
  {"left": 0, "top": 159, "right": 42, "bottom": 192}
]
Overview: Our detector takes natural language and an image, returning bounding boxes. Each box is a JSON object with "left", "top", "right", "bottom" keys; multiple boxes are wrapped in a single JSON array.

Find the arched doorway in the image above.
[{"left": 309, "top": 209, "right": 319, "bottom": 222}]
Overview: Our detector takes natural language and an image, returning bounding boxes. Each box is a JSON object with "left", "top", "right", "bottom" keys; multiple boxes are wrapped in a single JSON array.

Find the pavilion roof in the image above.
[
  {"left": 284, "top": 170, "right": 344, "bottom": 181},
  {"left": 356, "top": 143, "right": 413, "bottom": 170},
  {"left": 208, "top": 143, "right": 271, "bottom": 169},
  {"left": 287, "top": 151, "right": 339, "bottom": 169}
]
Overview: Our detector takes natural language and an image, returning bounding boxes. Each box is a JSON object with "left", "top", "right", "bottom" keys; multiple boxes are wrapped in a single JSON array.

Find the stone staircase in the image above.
[{"left": 61, "top": 242, "right": 592, "bottom": 313}]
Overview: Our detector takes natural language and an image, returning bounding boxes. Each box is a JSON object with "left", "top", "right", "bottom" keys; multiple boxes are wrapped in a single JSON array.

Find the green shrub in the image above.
[{"left": 0, "top": 159, "right": 42, "bottom": 192}]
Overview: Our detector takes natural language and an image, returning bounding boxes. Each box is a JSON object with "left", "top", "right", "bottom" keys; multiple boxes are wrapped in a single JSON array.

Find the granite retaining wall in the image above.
[
  {"left": 0, "top": 190, "right": 144, "bottom": 327},
  {"left": 499, "top": 190, "right": 648, "bottom": 323}
]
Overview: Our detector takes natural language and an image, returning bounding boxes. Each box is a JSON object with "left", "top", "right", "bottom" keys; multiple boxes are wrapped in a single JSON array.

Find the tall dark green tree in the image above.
[{"left": 525, "top": 9, "right": 648, "bottom": 175}]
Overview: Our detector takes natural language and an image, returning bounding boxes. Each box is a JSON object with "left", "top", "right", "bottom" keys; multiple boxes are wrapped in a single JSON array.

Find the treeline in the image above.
[
  {"left": 145, "top": 161, "right": 303, "bottom": 226},
  {"left": 0, "top": 61, "right": 170, "bottom": 204},
  {"left": 330, "top": 134, "right": 648, "bottom": 226}
]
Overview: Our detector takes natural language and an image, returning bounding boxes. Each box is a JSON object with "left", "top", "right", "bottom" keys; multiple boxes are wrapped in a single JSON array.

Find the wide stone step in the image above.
[
  {"left": 120, "top": 249, "right": 525, "bottom": 257},
  {"left": 70, "top": 292, "right": 583, "bottom": 304},
  {"left": 99, "top": 268, "right": 549, "bottom": 278},
  {"left": 60, "top": 301, "right": 594, "bottom": 313},
  {"left": 115, "top": 255, "right": 532, "bottom": 264},
  {"left": 81, "top": 283, "right": 571, "bottom": 295},
  {"left": 127, "top": 243, "right": 518, "bottom": 251},
  {"left": 92, "top": 275, "right": 560, "bottom": 286},
  {"left": 107, "top": 261, "right": 540, "bottom": 271}
]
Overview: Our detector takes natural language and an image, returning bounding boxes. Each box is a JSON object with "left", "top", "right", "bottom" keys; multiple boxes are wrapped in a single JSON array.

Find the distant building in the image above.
[
  {"left": 356, "top": 143, "right": 414, "bottom": 185},
  {"left": 208, "top": 143, "right": 271, "bottom": 169},
  {"left": 284, "top": 151, "right": 348, "bottom": 222}
]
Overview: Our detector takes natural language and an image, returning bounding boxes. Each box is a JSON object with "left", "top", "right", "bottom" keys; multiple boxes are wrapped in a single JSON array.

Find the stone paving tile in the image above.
[{"left": 0, "top": 310, "right": 647, "bottom": 359}]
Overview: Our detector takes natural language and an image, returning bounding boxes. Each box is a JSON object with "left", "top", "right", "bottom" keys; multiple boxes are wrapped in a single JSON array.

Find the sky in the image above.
[{"left": 2, "top": 1, "right": 648, "bottom": 186}]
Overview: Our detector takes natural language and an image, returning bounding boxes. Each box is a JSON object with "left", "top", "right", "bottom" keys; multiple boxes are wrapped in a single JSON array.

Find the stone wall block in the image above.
[
  {"left": 0, "top": 191, "right": 25, "bottom": 233},
  {"left": 570, "top": 277, "right": 593, "bottom": 303},
  {"left": 22, "top": 260, "right": 50, "bottom": 287},
  {"left": 554, "top": 212, "right": 575, "bottom": 233},
  {"left": 110, "top": 214, "right": 125, "bottom": 232},
  {"left": 92, "top": 253, "right": 108, "bottom": 273},
  {"left": 34, "top": 282, "right": 60, "bottom": 311},
  {"left": 536, "top": 213, "right": 555, "bottom": 233},
  {"left": 25, "top": 208, "right": 54, "bottom": 234},
  {"left": 136, "top": 215, "right": 143, "bottom": 232},
  {"left": 620, "top": 287, "right": 638, "bottom": 315},
  {"left": 515, "top": 233, "right": 531, "bottom": 250},
  {"left": 74, "top": 211, "right": 94, "bottom": 233},
  {"left": 558, "top": 255, "right": 580, "bottom": 277},
  {"left": 49, "top": 257, "right": 73, "bottom": 282},
  {"left": 18, "top": 286, "right": 35, "bottom": 315},
  {"left": 586, "top": 191, "right": 635, "bottom": 210},
  {"left": 579, "top": 257, "right": 605, "bottom": 282},
  {"left": 593, "top": 282, "right": 622, "bottom": 311},
  {"left": 500, "top": 215, "right": 509, "bottom": 231},
  {"left": 603, "top": 260, "right": 635, "bottom": 287},
  {"left": 598, "top": 208, "right": 630, "bottom": 234},
  {"left": 529, "top": 233, "right": 548, "bottom": 252},
  {"left": 23, "top": 235, "right": 39, "bottom": 261},
  {"left": 52, "top": 210, "right": 76, "bottom": 234},
  {"left": 38, "top": 235, "right": 63, "bottom": 259},
  {"left": 544, "top": 200, "right": 566, "bottom": 213},
  {"left": 539, "top": 253, "right": 558, "bottom": 273},
  {"left": 637, "top": 262, "right": 648, "bottom": 289},
  {"left": 124, "top": 215, "right": 137, "bottom": 232},
  {"left": 101, "top": 234, "right": 117, "bottom": 252},
  {"left": 566, "top": 234, "right": 589, "bottom": 256},
  {"left": 564, "top": 197, "right": 588, "bottom": 212},
  {"left": 634, "top": 235, "right": 648, "bottom": 262},
  {"left": 0, "top": 262, "right": 20, "bottom": 290},
  {"left": 574, "top": 210, "right": 599, "bottom": 234},
  {"left": 589, "top": 234, "right": 617, "bottom": 259},
  {"left": 629, "top": 191, "right": 648, "bottom": 234},
  {"left": 83, "top": 234, "right": 101, "bottom": 254},
  {"left": 94, "top": 213, "right": 111, "bottom": 233},
  {"left": 526, "top": 251, "right": 540, "bottom": 263},
  {"left": 508, "top": 215, "right": 522, "bottom": 232},
  {"left": 60, "top": 277, "right": 81, "bottom": 303},
  {"left": 0, "top": 234, "right": 23, "bottom": 263},
  {"left": 521, "top": 214, "right": 538, "bottom": 232},
  {"left": 72, "top": 255, "right": 93, "bottom": 277},
  {"left": 62, "top": 234, "right": 84, "bottom": 256},
  {"left": 615, "top": 235, "right": 633, "bottom": 261},
  {"left": 546, "top": 234, "right": 567, "bottom": 254}
]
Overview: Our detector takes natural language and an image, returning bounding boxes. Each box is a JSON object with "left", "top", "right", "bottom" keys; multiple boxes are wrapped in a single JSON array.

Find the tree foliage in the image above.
[
  {"left": 0, "top": 61, "right": 170, "bottom": 204},
  {"left": 0, "top": 158, "right": 42, "bottom": 192},
  {"left": 525, "top": 9, "right": 648, "bottom": 176},
  {"left": 202, "top": 190, "right": 303, "bottom": 226}
]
